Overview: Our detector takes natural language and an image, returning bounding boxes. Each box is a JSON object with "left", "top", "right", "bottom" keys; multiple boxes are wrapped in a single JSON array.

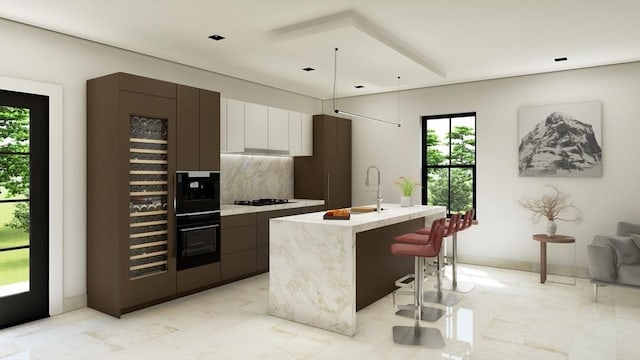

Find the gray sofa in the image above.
[{"left": 587, "top": 221, "right": 640, "bottom": 300}]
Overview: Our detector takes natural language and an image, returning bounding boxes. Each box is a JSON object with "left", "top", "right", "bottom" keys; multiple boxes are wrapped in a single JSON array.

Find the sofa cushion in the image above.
[
  {"left": 630, "top": 233, "right": 640, "bottom": 249},
  {"left": 617, "top": 222, "right": 640, "bottom": 237},
  {"left": 617, "top": 264, "right": 640, "bottom": 287},
  {"left": 609, "top": 236, "right": 640, "bottom": 265}
]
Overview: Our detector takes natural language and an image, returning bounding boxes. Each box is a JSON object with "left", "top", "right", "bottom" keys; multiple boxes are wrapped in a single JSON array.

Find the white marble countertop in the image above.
[
  {"left": 220, "top": 199, "right": 325, "bottom": 216},
  {"left": 271, "top": 203, "right": 445, "bottom": 234}
]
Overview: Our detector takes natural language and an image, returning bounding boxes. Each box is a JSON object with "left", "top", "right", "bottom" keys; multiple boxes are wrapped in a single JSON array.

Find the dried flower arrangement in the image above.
[{"left": 519, "top": 184, "right": 583, "bottom": 223}]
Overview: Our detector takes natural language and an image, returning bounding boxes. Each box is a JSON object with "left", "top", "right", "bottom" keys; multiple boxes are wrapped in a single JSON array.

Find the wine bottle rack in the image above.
[{"left": 128, "top": 115, "right": 170, "bottom": 280}]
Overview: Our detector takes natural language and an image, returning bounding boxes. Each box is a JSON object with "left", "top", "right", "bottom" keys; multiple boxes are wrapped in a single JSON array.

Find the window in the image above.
[{"left": 422, "top": 112, "right": 476, "bottom": 217}]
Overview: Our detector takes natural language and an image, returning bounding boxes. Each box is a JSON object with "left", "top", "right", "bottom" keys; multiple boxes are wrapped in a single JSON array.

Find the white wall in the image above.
[
  {"left": 0, "top": 19, "right": 321, "bottom": 310},
  {"left": 325, "top": 62, "right": 640, "bottom": 275}
]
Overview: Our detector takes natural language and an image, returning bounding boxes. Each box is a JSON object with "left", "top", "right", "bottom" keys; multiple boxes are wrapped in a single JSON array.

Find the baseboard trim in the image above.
[
  {"left": 458, "top": 255, "right": 589, "bottom": 279},
  {"left": 63, "top": 294, "right": 87, "bottom": 313}
]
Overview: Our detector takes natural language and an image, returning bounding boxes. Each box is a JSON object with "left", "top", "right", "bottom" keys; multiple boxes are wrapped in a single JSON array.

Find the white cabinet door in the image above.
[
  {"left": 300, "top": 113, "right": 313, "bottom": 156},
  {"left": 268, "top": 107, "right": 289, "bottom": 152},
  {"left": 288, "top": 111, "right": 301, "bottom": 156},
  {"left": 226, "top": 98, "right": 245, "bottom": 153},
  {"left": 244, "top": 102, "right": 268, "bottom": 150},
  {"left": 220, "top": 97, "right": 228, "bottom": 152}
]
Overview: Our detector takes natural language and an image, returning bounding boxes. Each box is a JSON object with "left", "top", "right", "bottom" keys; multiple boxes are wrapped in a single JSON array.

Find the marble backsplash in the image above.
[{"left": 220, "top": 154, "right": 294, "bottom": 203}]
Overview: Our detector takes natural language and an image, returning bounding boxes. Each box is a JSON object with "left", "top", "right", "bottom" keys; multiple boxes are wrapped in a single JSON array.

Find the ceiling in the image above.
[{"left": 2, "top": 0, "right": 640, "bottom": 100}]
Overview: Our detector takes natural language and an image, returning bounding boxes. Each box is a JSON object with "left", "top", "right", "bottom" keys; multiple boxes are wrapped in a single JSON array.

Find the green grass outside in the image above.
[{"left": 0, "top": 187, "right": 29, "bottom": 286}]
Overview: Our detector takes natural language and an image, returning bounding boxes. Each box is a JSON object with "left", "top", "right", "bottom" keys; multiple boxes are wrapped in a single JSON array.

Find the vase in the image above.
[
  {"left": 546, "top": 220, "right": 557, "bottom": 237},
  {"left": 400, "top": 196, "right": 412, "bottom": 207}
]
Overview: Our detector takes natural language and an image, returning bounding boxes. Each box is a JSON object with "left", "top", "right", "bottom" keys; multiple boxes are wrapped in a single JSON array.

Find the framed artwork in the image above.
[{"left": 518, "top": 101, "right": 602, "bottom": 177}]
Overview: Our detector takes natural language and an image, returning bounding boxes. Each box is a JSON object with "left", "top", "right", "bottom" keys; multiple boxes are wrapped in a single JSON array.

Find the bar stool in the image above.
[
  {"left": 390, "top": 222, "right": 446, "bottom": 347},
  {"left": 392, "top": 218, "right": 446, "bottom": 321},
  {"left": 441, "top": 209, "right": 476, "bottom": 292},
  {"left": 413, "top": 214, "right": 464, "bottom": 304},
  {"left": 417, "top": 214, "right": 467, "bottom": 291}
]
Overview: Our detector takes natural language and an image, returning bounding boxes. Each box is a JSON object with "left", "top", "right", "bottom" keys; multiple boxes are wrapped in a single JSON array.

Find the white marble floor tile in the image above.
[{"left": 1, "top": 264, "right": 639, "bottom": 360}]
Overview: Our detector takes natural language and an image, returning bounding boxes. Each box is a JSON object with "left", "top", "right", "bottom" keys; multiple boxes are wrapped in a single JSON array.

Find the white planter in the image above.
[
  {"left": 400, "top": 196, "right": 412, "bottom": 207},
  {"left": 546, "top": 220, "right": 557, "bottom": 237}
]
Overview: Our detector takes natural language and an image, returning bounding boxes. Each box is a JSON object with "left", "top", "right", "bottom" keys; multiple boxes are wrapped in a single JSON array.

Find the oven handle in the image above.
[
  {"left": 176, "top": 210, "right": 221, "bottom": 217},
  {"left": 178, "top": 224, "right": 220, "bottom": 232}
]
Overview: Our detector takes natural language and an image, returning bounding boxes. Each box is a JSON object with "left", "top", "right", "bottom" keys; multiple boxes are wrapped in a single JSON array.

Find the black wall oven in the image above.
[
  {"left": 175, "top": 171, "right": 221, "bottom": 270},
  {"left": 176, "top": 211, "right": 220, "bottom": 270}
]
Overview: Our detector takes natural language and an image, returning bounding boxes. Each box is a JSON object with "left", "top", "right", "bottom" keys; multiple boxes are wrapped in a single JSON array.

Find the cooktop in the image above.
[{"left": 234, "top": 198, "right": 290, "bottom": 206}]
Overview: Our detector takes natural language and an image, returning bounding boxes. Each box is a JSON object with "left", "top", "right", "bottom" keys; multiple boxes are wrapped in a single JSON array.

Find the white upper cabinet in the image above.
[
  {"left": 220, "top": 97, "right": 245, "bottom": 153},
  {"left": 288, "top": 111, "right": 313, "bottom": 156},
  {"left": 268, "top": 107, "right": 289, "bottom": 152},
  {"left": 221, "top": 98, "right": 310, "bottom": 156},
  {"left": 244, "top": 102, "right": 268, "bottom": 150},
  {"left": 288, "top": 111, "right": 301, "bottom": 155},
  {"left": 300, "top": 113, "right": 313, "bottom": 156},
  {"left": 220, "top": 97, "right": 227, "bottom": 151}
]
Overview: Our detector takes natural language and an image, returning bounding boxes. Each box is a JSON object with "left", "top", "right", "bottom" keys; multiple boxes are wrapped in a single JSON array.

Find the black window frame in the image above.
[{"left": 421, "top": 112, "right": 477, "bottom": 218}]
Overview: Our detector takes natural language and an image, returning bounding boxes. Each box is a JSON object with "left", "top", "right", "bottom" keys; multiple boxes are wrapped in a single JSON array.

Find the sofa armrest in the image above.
[{"left": 588, "top": 236, "right": 617, "bottom": 282}]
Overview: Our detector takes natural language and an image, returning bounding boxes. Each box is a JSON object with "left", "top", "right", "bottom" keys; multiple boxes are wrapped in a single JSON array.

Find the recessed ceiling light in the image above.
[
  {"left": 354, "top": 85, "right": 364, "bottom": 89},
  {"left": 554, "top": 57, "right": 568, "bottom": 62},
  {"left": 302, "top": 67, "right": 315, "bottom": 72},
  {"left": 208, "top": 34, "right": 225, "bottom": 41}
]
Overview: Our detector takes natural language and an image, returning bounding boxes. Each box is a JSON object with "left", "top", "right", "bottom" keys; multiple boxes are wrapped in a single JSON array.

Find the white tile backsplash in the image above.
[{"left": 220, "top": 154, "right": 293, "bottom": 203}]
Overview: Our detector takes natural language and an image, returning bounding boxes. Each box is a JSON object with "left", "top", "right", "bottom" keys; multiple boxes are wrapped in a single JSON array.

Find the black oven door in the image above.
[
  {"left": 176, "top": 212, "right": 221, "bottom": 270},
  {"left": 176, "top": 171, "right": 220, "bottom": 214}
]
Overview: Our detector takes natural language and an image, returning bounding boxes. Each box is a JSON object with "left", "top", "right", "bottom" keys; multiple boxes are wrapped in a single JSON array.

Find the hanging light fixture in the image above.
[{"left": 332, "top": 48, "right": 401, "bottom": 127}]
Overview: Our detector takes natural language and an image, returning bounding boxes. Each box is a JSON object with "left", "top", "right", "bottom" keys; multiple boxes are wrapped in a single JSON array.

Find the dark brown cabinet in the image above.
[
  {"left": 87, "top": 73, "right": 178, "bottom": 316},
  {"left": 221, "top": 213, "right": 257, "bottom": 281},
  {"left": 220, "top": 205, "right": 326, "bottom": 279},
  {"left": 177, "top": 85, "right": 220, "bottom": 170},
  {"left": 87, "top": 73, "right": 222, "bottom": 317},
  {"left": 294, "top": 114, "right": 351, "bottom": 209}
]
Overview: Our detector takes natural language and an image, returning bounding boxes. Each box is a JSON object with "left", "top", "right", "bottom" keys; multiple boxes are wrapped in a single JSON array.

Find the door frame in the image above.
[{"left": 1, "top": 75, "right": 63, "bottom": 316}]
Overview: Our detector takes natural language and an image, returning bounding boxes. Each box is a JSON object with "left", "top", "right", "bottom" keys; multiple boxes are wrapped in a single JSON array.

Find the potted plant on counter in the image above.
[
  {"left": 519, "top": 184, "right": 583, "bottom": 236},
  {"left": 395, "top": 176, "right": 420, "bottom": 207}
]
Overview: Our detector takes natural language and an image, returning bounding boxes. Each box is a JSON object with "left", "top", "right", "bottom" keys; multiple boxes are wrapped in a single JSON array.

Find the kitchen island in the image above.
[{"left": 269, "top": 204, "right": 445, "bottom": 336}]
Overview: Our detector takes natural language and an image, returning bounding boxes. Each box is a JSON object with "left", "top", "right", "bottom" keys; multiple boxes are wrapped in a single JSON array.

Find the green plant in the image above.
[
  {"left": 395, "top": 176, "right": 420, "bottom": 197},
  {"left": 7, "top": 202, "right": 29, "bottom": 232}
]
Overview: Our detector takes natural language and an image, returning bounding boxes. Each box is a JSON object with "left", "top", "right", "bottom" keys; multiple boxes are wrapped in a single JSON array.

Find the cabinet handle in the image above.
[
  {"left": 171, "top": 173, "right": 176, "bottom": 258},
  {"left": 326, "top": 173, "right": 330, "bottom": 208}
]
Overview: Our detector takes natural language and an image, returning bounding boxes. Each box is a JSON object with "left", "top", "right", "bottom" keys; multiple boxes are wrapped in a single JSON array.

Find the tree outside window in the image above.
[{"left": 422, "top": 113, "right": 476, "bottom": 217}]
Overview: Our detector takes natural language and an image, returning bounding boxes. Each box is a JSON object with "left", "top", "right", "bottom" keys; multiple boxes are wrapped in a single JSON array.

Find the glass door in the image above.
[{"left": 0, "top": 89, "right": 49, "bottom": 328}]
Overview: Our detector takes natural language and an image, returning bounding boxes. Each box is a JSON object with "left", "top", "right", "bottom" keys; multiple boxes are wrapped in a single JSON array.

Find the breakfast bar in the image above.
[{"left": 268, "top": 204, "right": 445, "bottom": 336}]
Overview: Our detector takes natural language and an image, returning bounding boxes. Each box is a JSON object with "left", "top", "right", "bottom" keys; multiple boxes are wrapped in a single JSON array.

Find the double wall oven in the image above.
[{"left": 175, "top": 171, "right": 220, "bottom": 270}]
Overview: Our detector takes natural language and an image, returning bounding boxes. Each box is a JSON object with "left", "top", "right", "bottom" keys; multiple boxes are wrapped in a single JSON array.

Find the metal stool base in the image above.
[
  {"left": 392, "top": 325, "right": 445, "bottom": 347},
  {"left": 423, "top": 290, "right": 463, "bottom": 306},
  {"left": 395, "top": 306, "right": 445, "bottom": 322},
  {"left": 440, "top": 279, "right": 475, "bottom": 293}
]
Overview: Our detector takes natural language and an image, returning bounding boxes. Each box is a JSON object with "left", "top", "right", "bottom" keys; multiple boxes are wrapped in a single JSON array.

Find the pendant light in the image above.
[{"left": 332, "top": 48, "right": 401, "bottom": 127}]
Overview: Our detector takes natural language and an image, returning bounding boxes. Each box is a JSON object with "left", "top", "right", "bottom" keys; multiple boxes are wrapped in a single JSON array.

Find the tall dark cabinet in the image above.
[
  {"left": 87, "top": 73, "right": 221, "bottom": 317},
  {"left": 294, "top": 114, "right": 351, "bottom": 209},
  {"left": 176, "top": 85, "right": 220, "bottom": 171}
]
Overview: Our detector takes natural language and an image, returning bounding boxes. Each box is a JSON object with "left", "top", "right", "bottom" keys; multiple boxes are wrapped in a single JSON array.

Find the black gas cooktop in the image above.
[{"left": 234, "top": 198, "right": 290, "bottom": 206}]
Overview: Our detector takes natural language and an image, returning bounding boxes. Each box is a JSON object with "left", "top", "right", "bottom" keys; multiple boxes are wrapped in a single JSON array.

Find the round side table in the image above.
[{"left": 532, "top": 234, "right": 575, "bottom": 284}]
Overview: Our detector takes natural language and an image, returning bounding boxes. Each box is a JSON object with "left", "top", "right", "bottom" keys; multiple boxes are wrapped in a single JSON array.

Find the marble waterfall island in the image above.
[{"left": 269, "top": 204, "right": 446, "bottom": 336}]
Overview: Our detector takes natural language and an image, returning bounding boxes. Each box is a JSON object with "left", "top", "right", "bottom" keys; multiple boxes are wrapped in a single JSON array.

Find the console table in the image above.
[{"left": 532, "top": 234, "right": 575, "bottom": 284}]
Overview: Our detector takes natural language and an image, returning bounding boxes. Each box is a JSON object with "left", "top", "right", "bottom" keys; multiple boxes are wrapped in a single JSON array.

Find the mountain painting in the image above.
[{"left": 518, "top": 102, "right": 602, "bottom": 177}]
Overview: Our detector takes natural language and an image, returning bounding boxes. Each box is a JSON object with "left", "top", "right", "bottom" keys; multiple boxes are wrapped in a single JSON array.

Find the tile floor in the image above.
[{"left": 1, "top": 264, "right": 639, "bottom": 360}]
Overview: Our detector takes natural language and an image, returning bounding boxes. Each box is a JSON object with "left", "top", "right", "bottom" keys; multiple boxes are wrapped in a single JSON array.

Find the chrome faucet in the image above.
[{"left": 365, "top": 165, "right": 383, "bottom": 213}]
